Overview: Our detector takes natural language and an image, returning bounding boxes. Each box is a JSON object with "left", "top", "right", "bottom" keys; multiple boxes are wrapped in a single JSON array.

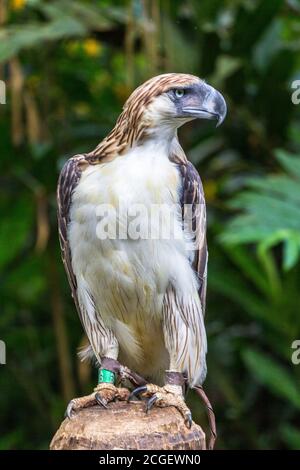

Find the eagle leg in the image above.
[
  {"left": 64, "top": 356, "right": 148, "bottom": 418},
  {"left": 128, "top": 382, "right": 193, "bottom": 428},
  {"left": 65, "top": 383, "right": 130, "bottom": 419}
]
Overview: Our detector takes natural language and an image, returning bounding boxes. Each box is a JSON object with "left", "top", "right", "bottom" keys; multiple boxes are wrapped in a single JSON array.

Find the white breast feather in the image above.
[{"left": 68, "top": 140, "right": 206, "bottom": 383}]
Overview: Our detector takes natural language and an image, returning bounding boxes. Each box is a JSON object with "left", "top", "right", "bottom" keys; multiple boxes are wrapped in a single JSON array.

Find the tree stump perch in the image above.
[{"left": 50, "top": 401, "right": 206, "bottom": 450}]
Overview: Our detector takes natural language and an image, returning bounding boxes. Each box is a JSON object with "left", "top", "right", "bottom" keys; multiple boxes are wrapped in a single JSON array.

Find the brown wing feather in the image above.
[
  {"left": 178, "top": 161, "right": 208, "bottom": 316},
  {"left": 57, "top": 154, "right": 87, "bottom": 319}
]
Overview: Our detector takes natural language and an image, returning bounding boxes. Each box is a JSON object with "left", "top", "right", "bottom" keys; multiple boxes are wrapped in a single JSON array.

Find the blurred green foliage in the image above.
[{"left": 0, "top": 0, "right": 300, "bottom": 449}]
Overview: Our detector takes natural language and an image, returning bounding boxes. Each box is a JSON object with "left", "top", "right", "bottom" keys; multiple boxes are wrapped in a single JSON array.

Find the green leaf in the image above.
[
  {"left": 275, "top": 149, "right": 300, "bottom": 180},
  {"left": 0, "top": 0, "right": 117, "bottom": 63},
  {"left": 221, "top": 150, "right": 300, "bottom": 271},
  {"left": 252, "top": 18, "right": 283, "bottom": 71},
  {"left": 162, "top": 18, "right": 199, "bottom": 73},
  {"left": 281, "top": 425, "right": 300, "bottom": 450},
  {"left": 222, "top": 244, "right": 270, "bottom": 296},
  {"left": 0, "top": 19, "right": 86, "bottom": 62},
  {"left": 209, "top": 263, "right": 270, "bottom": 322},
  {"left": 211, "top": 55, "right": 242, "bottom": 86},
  {"left": 247, "top": 175, "right": 300, "bottom": 205},
  {"left": 243, "top": 349, "right": 300, "bottom": 409},
  {"left": 283, "top": 235, "right": 300, "bottom": 270}
]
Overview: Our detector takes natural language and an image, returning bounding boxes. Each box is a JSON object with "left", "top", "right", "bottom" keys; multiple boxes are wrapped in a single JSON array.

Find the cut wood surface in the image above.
[{"left": 50, "top": 401, "right": 206, "bottom": 450}]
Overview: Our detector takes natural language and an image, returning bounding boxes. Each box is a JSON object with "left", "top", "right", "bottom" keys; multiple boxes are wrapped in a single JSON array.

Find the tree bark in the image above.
[{"left": 50, "top": 401, "right": 206, "bottom": 450}]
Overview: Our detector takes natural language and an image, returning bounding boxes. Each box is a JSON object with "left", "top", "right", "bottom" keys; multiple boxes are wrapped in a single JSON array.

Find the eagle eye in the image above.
[{"left": 174, "top": 89, "right": 185, "bottom": 98}]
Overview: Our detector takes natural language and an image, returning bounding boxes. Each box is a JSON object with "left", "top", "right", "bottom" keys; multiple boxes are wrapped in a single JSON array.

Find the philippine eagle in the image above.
[{"left": 57, "top": 73, "right": 226, "bottom": 430}]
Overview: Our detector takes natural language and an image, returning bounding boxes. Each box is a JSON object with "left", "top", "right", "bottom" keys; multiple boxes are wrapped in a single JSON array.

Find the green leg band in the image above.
[{"left": 98, "top": 368, "right": 116, "bottom": 384}]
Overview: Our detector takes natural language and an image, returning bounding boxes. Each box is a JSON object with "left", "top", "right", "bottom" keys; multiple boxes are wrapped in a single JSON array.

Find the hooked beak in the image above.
[{"left": 182, "top": 83, "right": 227, "bottom": 127}]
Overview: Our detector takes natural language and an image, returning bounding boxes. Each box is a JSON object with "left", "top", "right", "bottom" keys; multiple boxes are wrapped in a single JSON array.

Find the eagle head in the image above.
[
  {"left": 124, "top": 73, "right": 227, "bottom": 134},
  {"left": 93, "top": 73, "right": 227, "bottom": 159}
]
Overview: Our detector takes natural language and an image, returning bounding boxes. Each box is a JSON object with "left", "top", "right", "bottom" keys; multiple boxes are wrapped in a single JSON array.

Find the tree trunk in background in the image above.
[{"left": 50, "top": 402, "right": 206, "bottom": 450}]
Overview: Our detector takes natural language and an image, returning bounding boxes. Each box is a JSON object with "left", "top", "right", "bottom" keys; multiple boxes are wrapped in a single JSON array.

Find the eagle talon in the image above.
[
  {"left": 146, "top": 395, "right": 158, "bottom": 413},
  {"left": 95, "top": 392, "right": 108, "bottom": 408},
  {"left": 185, "top": 412, "right": 193, "bottom": 429},
  {"left": 64, "top": 384, "right": 130, "bottom": 418},
  {"left": 132, "top": 383, "right": 193, "bottom": 429},
  {"left": 128, "top": 385, "right": 148, "bottom": 401},
  {"left": 65, "top": 400, "right": 75, "bottom": 419}
]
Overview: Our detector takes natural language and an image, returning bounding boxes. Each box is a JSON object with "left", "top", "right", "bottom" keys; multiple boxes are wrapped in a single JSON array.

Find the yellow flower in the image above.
[
  {"left": 83, "top": 39, "right": 102, "bottom": 57},
  {"left": 11, "top": 0, "right": 26, "bottom": 10}
]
